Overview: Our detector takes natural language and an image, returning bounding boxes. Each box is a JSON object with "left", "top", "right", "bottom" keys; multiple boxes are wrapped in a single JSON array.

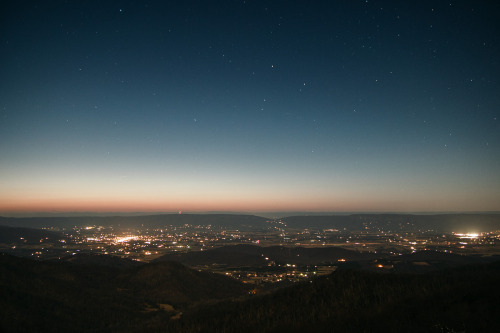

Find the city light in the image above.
[
  {"left": 115, "top": 236, "right": 137, "bottom": 243},
  {"left": 455, "top": 233, "right": 480, "bottom": 239}
]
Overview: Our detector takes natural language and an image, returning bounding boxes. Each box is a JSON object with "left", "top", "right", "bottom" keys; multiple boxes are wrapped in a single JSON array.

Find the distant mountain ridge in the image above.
[
  {"left": 282, "top": 213, "right": 500, "bottom": 232},
  {"left": 1, "top": 213, "right": 500, "bottom": 232},
  {"left": 0, "top": 214, "right": 269, "bottom": 229}
]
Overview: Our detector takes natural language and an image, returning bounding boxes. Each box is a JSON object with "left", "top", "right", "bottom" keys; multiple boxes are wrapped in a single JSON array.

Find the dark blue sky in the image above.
[{"left": 1, "top": 1, "right": 499, "bottom": 214}]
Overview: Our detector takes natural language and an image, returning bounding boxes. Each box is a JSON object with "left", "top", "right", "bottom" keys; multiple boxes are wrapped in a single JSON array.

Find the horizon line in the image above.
[{"left": 2, "top": 210, "right": 500, "bottom": 219}]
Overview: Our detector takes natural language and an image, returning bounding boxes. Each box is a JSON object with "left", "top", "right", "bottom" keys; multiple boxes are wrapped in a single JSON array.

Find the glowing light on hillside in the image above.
[
  {"left": 115, "top": 236, "right": 137, "bottom": 243},
  {"left": 455, "top": 233, "right": 480, "bottom": 239}
]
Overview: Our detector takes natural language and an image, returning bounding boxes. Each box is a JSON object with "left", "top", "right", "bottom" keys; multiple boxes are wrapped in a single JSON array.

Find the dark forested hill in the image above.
[
  {"left": 54, "top": 252, "right": 145, "bottom": 269},
  {"left": 0, "top": 253, "right": 249, "bottom": 332},
  {"left": 0, "top": 225, "right": 64, "bottom": 244},
  {"left": 154, "top": 244, "right": 371, "bottom": 266},
  {"left": 119, "top": 261, "right": 250, "bottom": 306},
  {"left": 168, "top": 261, "right": 500, "bottom": 332},
  {"left": 1, "top": 252, "right": 499, "bottom": 332}
]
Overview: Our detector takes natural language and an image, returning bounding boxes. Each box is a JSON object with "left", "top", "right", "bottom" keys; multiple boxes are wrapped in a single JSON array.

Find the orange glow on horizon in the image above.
[
  {"left": 1, "top": 193, "right": 495, "bottom": 215},
  {"left": 2, "top": 182, "right": 499, "bottom": 215}
]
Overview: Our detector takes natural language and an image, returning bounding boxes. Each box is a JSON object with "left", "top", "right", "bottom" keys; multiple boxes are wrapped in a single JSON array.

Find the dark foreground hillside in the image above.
[
  {"left": 1, "top": 253, "right": 499, "bottom": 332},
  {"left": 169, "top": 262, "right": 500, "bottom": 333},
  {"left": 0, "top": 253, "right": 249, "bottom": 332}
]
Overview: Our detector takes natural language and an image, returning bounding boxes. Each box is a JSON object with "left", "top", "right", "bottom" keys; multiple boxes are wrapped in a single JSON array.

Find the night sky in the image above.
[{"left": 1, "top": 1, "right": 499, "bottom": 215}]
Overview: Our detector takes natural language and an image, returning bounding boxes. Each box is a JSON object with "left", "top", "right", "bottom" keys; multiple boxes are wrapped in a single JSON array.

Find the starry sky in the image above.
[{"left": 1, "top": 1, "right": 499, "bottom": 215}]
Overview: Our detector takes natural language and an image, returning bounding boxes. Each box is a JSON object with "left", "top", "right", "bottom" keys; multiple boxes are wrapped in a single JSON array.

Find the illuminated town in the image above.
[{"left": 5, "top": 218, "right": 498, "bottom": 284}]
